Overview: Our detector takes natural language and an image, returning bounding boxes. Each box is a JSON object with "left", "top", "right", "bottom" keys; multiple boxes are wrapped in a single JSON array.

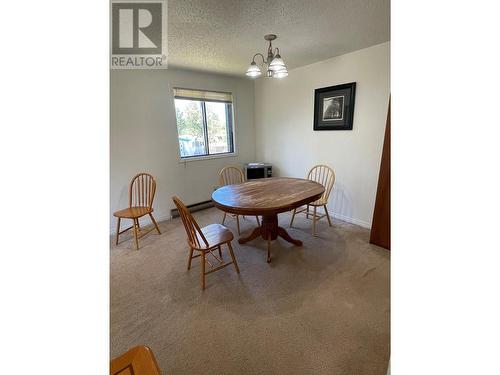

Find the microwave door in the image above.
[{"left": 247, "top": 167, "right": 265, "bottom": 179}]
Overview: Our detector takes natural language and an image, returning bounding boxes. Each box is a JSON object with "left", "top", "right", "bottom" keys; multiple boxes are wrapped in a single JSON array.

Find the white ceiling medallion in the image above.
[{"left": 246, "top": 34, "right": 288, "bottom": 79}]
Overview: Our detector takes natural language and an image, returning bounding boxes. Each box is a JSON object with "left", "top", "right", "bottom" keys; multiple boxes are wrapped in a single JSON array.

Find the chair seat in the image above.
[
  {"left": 113, "top": 206, "right": 152, "bottom": 218},
  {"left": 197, "top": 223, "right": 233, "bottom": 249},
  {"left": 111, "top": 346, "right": 161, "bottom": 375},
  {"left": 296, "top": 198, "right": 328, "bottom": 207},
  {"left": 309, "top": 198, "right": 328, "bottom": 206}
]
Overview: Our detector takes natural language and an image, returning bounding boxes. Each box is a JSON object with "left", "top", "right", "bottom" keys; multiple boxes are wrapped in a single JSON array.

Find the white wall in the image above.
[
  {"left": 111, "top": 43, "right": 390, "bottom": 233},
  {"left": 110, "top": 68, "right": 255, "bottom": 233},
  {"left": 254, "top": 42, "right": 390, "bottom": 227}
]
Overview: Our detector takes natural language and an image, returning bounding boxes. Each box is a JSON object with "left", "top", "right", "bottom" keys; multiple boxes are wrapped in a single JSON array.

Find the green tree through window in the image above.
[{"left": 174, "top": 94, "right": 234, "bottom": 158}]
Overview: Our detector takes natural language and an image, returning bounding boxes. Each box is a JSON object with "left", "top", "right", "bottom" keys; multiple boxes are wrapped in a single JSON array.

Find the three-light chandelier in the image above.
[{"left": 246, "top": 34, "right": 288, "bottom": 79}]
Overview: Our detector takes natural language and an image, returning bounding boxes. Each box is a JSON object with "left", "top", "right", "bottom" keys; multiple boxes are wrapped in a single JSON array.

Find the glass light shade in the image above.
[
  {"left": 269, "top": 54, "right": 286, "bottom": 71},
  {"left": 273, "top": 66, "right": 288, "bottom": 78},
  {"left": 246, "top": 62, "right": 262, "bottom": 78}
]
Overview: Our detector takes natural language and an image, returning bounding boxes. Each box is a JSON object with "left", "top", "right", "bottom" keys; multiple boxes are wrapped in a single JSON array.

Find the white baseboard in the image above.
[{"left": 331, "top": 212, "right": 371, "bottom": 229}]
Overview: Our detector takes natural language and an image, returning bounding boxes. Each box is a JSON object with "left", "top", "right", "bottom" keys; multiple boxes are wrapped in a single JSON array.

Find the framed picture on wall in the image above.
[{"left": 313, "top": 82, "right": 356, "bottom": 130}]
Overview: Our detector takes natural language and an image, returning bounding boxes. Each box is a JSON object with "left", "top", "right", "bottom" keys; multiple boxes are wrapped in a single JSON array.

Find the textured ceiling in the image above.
[{"left": 167, "top": 0, "right": 390, "bottom": 77}]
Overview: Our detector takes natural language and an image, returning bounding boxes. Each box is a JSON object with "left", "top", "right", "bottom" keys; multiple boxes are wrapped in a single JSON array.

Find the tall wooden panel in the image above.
[{"left": 370, "top": 99, "right": 391, "bottom": 250}]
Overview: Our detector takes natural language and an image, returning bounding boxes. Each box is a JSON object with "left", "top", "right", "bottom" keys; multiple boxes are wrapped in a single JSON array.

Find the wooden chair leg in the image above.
[
  {"left": 290, "top": 208, "right": 297, "bottom": 227},
  {"left": 324, "top": 205, "right": 332, "bottom": 226},
  {"left": 218, "top": 245, "right": 222, "bottom": 258},
  {"left": 227, "top": 242, "right": 240, "bottom": 273},
  {"left": 187, "top": 247, "right": 194, "bottom": 270},
  {"left": 255, "top": 216, "right": 260, "bottom": 226},
  {"left": 312, "top": 206, "right": 317, "bottom": 236},
  {"left": 306, "top": 205, "right": 310, "bottom": 219},
  {"left": 115, "top": 217, "right": 121, "bottom": 245},
  {"left": 267, "top": 239, "right": 272, "bottom": 263},
  {"left": 133, "top": 219, "right": 140, "bottom": 250},
  {"left": 236, "top": 215, "right": 241, "bottom": 235},
  {"left": 222, "top": 212, "right": 227, "bottom": 225},
  {"left": 201, "top": 250, "right": 206, "bottom": 290},
  {"left": 149, "top": 213, "right": 161, "bottom": 234}
]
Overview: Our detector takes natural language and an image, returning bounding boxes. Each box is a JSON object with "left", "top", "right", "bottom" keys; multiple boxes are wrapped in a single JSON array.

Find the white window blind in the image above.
[{"left": 173, "top": 88, "right": 233, "bottom": 103}]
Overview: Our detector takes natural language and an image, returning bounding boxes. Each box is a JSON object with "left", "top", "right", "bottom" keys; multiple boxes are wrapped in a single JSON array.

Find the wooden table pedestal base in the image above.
[{"left": 238, "top": 214, "right": 302, "bottom": 262}]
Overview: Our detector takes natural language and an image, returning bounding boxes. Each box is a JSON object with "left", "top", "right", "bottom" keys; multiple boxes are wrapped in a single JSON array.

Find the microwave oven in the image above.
[{"left": 244, "top": 163, "right": 272, "bottom": 180}]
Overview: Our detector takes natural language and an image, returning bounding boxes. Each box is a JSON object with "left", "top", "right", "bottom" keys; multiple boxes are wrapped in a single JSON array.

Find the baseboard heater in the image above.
[{"left": 170, "top": 200, "right": 214, "bottom": 218}]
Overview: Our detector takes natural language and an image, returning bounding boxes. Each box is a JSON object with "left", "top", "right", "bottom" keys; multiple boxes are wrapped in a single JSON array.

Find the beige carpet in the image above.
[{"left": 110, "top": 207, "right": 390, "bottom": 374}]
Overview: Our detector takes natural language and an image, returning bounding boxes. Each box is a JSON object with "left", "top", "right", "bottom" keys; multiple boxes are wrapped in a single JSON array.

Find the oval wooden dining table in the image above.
[{"left": 212, "top": 177, "right": 325, "bottom": 262}]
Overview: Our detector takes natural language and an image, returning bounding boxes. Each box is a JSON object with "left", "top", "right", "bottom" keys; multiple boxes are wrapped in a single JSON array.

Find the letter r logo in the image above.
[{"left": 112, "top": 3, "right": 162, "bottom": 54}]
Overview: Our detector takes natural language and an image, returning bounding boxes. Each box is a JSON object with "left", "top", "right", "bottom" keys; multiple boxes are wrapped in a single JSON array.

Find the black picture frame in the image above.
[{"left": 313, "top": 82, "right": 356, "bottom": 131}]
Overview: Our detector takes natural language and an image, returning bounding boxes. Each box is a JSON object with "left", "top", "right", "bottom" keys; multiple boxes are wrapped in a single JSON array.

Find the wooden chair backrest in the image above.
[
  {"left": 172, "top": 196, "right": 209, "bottom": 249},
  {"left": 307, "top": 165, "right": 335, "bottom": 202},
  {"left": 219, "top": 166, "right": 245, "bottom": 186},
  {"left": 129, "top": 173, "right": 156, "bottom": 209}
]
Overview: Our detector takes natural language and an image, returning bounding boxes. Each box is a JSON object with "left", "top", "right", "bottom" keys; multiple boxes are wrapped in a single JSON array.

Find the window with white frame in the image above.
[{"left": 173, "top": 88, "right": 235, "bottom": 159}]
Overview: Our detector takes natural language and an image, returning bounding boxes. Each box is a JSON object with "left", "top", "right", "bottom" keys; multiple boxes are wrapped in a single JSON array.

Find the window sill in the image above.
[{"left": 179, "top": 153, "right": 238, "bottom": 163}]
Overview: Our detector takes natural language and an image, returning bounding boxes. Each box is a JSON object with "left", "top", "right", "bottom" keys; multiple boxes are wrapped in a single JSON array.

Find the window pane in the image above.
[
  {"left": 174, "top": 99, "right": 207, "bottom": 157},
  {"left": 206, "top": 101, "right": 232, "bottom": 154}
]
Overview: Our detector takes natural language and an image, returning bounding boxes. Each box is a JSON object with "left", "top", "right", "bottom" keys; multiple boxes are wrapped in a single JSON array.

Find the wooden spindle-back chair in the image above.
[
  {"left": 290, "top": 164, "right": 335, "bottom": 235},
  {"left": 130, "top": 172, "right": 156, "bottom": 209},
  {"left": 113, "top": 173, "right": 161, "bottom": 250},
  {"left": 218, "top": 166, "right": 260, "bottom": 234},
  {"left": 172, "top": 196, "right": 240, "bottom": 290},
  {"left": 219, "top": 166, "right": 245, "bottom": 186}
]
